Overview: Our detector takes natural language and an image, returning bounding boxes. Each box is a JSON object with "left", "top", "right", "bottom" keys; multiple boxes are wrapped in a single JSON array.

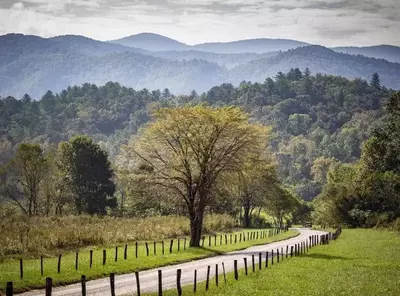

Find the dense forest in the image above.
[{"left": 0, "top": 69, "right": 393, "bottom": 203}]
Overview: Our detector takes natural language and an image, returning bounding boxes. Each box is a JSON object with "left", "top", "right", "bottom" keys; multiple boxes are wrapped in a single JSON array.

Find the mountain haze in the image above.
[
  {"left": 193, "top": 38, "right": 310, "bottom": 54},
  {"left": 333, "top": 45, "right": 400, "bottom": 64},
  {"left": 1, "top": 34, "right": 400, "bottom": 99},
  {"left": 110, "top": 33, "right": 190, "bottom": 51}
]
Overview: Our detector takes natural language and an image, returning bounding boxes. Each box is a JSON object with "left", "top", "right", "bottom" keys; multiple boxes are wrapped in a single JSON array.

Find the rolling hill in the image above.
[
  {"left": 110, "top": 33, "right": 190, "bottom": 51},
  {"left": 193, "top": 38, "right": 310, "bottom": 54},
  {"left": 333, "top": 45, "right": 400, "bottom": 64},
  {"left": 1, "top": 34, "right": 400, "bottom": 99}
]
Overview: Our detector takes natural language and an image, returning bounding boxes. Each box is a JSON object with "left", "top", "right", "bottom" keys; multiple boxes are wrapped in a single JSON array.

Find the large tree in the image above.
[
  {"left": 58, "top": 135, "right": 116, "bottom": 215},
  {"left": 0, "top": 143, "right": 47, "bottom": 216},
  {"left": 122, "top": 106, "right": 268, "bottom": 246}
]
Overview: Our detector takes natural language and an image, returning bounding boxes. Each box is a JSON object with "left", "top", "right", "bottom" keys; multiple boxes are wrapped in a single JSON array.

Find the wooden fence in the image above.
[
  {"left": 10, "top": 227, "right": 288, "bottom": 283},
  {"left": 4, "top": 227, "right": 341, "bottom": 296}
]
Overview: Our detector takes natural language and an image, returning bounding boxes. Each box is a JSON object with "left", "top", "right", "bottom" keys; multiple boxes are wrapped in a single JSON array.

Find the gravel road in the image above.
[{"left": 19, "top": 228, "right": 327, "bottom": 296}]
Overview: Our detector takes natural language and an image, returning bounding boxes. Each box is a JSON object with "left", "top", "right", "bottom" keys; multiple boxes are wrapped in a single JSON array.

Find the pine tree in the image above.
[{"left": 370, "top": 72, "right": 381, "bottom": 89}]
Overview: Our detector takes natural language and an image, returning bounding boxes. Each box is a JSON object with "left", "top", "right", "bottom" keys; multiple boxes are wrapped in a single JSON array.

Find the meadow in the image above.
[
  {"left": 0, "top": 213, "right": 235, "bottom": 259},
  {"left": 0, "top": 224, "right": 297, "bottom": 293},
  {"left": 148, "top": 229, "right": 400, "bottom": 296}
]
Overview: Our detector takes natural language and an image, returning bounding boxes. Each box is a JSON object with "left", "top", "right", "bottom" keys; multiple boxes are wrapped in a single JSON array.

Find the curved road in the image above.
[{"left": 20, "top": 228, "right": 327, "bottom": 296}]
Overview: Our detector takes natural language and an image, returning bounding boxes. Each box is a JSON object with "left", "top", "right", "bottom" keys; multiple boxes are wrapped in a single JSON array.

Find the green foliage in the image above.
[
  {"left": 315, "top": 92, "right": 400, "bottom": 227},
  {"left": 0, "top": 143, "right": 47, "bottom": 216},
  {"left": 58, "top": 136, "right": 116, "bottom": 215}
]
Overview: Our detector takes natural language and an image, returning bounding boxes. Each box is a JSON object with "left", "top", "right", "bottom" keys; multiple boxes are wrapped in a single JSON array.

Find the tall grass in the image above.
[{"left": 0, "top": 211, "right": 234, "bottom": 259}]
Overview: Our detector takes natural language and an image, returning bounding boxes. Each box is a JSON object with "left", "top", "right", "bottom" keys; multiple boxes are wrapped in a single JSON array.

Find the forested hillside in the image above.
[
  {"left": 1, "top": 34, "right": 400, "bottom": 98},
  {"left": 0, "top": 70, "right": 392, "bottom": 200}
]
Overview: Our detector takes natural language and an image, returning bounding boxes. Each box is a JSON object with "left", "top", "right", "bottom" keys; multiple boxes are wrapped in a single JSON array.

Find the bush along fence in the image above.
[
  {"left": 4, "top": 227, "right": 341, "bottom": 296},
  {"left": 5, "top": 227, "right": 288, "bottom": 287}
]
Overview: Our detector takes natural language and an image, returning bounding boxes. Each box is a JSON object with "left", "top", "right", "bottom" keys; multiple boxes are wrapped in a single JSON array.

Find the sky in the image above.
[{"left": 0, "top": 0, "right": 399, "bottom": 46}]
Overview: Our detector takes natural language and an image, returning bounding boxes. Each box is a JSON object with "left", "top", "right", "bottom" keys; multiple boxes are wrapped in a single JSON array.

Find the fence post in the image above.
[
  {"left": 206, "top": 266, "right": 210, "bottom": 290},
  {"left": 158, "top": 270, "right": 162, "bottom": 296},
  {"left": 76, "top": 252, "right": 79, "bottom": 270},
  {"left": 90, "top": 250, "right": 93, "bottom": 268},
  {"left": 20, "top": 259, "right": 23, "bottom": 279},
  {"left": 234, "top": 260, "right": 238, "bottom": 280},
  {"left": 271, "top": 250, "right": 274, "bottom": 265},
  {"left": 215, "top": 264, "right": 219, "bottom": 286},
  {"left": 177, "top": 269, "right": 182, "bottom": 296},
  {"left": 110, "top": 273, "right": 115, "bottom": 296},
  {"left": 103, "top": 250, "right": 106, "bottom": 266},
  {"left": 135, "top": 272, "right": 141, "bottom": 296},
  {"left": 244, "top": 257, "right": 248, "bottom": 275},
  {"left": 170, "top": 239, "right": 173, "bottom": 253},
  {"left": 222, "top": 262, "right": 227, "bottom": 283},
  {"left": 81, "top": 275, "right": 86, "bottom": 296},
  {"left": 57, "top": 254, "right": 62, "bottom": 273},
  {"left": 124, "top": 244, "right": 128, "bottom": 260},
  {"left": 193, "top": 270, "right": 197, "bottom": 293},
  {"left": 45, "top": 277, "right": 52, "bottom": 296},
  {"left": 41, "top": 256, "right": 44, "bottom": 276},
  {"left": 6, "top": 282, "right": 12, "bottom": 296}
]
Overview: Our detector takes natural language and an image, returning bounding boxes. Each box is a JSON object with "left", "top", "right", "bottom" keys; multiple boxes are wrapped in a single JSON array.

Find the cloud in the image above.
[{"left": 0, "top": 0, "right": 399, "bottom": 46}]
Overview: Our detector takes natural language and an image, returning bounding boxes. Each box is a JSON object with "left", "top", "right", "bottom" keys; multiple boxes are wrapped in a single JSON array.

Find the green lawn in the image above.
[
  {"left": 147, "top": 229, "right": 400, "bottom": 296},
  {"left": 0, "top": 228, "right": 297, "bottom": 293}
]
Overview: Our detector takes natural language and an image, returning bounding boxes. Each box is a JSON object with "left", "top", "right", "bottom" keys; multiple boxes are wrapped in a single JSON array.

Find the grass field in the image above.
[
  {"left": 147, "top": 229, "right": 400, "bottom": 296},
  {"left": 0, "top": 228, "right": 297, "bottom": 293},
  {"left": 0, "top": 214, "right": 235, "bottom": 259}
]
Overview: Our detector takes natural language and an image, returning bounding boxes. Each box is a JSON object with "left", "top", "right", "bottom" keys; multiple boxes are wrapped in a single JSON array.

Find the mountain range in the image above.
[{"left": 1, "top": 33, "right": 399, "bottom": 98}]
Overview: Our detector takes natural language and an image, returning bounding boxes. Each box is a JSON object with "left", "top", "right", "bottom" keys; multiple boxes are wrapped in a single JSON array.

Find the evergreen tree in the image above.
[
  {"left": 58, "top": 135, "right": 116, "bottom": 215},
  {"left": 370, "top": 72, "right": 381, "bottom": 89}
]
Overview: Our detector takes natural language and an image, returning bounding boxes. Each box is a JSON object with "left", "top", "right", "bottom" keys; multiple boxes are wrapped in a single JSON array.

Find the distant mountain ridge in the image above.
[
  {"left": 332, "top": 45, "right": 400, "bottom": 64},
  {"left": 1, "top": 33, "right": 400, "bottom": 98},
  {"left": 110, "top": 33, "right": 309, "bottom": 53}
]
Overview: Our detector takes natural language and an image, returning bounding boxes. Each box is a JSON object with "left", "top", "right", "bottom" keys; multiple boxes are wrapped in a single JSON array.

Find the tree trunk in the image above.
[
  {"left": 189, "top": 210, "right": 204, "bottom": 247},
  {"left": 243, "top": 201, "right": 251, "bottom": 228}
]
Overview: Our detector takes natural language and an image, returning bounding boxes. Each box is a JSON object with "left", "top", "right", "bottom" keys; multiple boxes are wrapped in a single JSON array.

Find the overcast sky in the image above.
[{"left": 1, "top": 0, "right": 399, "bottom": 46}]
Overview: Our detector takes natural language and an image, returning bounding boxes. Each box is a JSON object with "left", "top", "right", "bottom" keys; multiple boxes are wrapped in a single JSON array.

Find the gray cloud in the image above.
[{"left": 0, "top": 0, "right": 399, "bottom": 46}]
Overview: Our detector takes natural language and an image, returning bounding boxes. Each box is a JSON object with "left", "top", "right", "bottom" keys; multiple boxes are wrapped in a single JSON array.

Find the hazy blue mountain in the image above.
[
  {"left": 147, "top": 50, "right": 279, "bottom": 69},
  {"left": 1, "top": 34, "right": 400, "bottom": 99},
  {"left": 192, "top": 38, "right": 310, "bottom": 54},
  {"left": 332, "top": 45, "right": 400, "bottom": 64},
  {"left": 110, "top": 33, "right": 190, "bottom": 51},
  {"left": 0, "top": 34, "right": 142, "bottom": 62},
  {"left": 230, "top": 45, "right": 400, "bottom": 89}
]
